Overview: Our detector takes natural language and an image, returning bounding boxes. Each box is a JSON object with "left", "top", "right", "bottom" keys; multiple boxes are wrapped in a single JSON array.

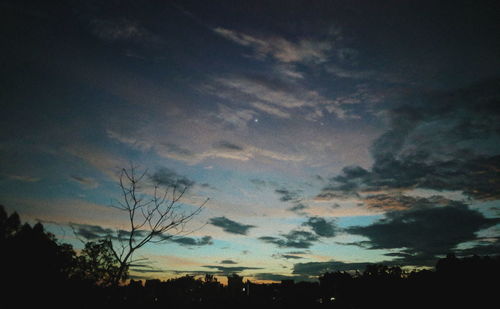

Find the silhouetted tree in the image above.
[
  {"left": 204, "top": 273, "right": 216, "bottom": 283},
  {"left": 75, "top": 238, "right": 122, "bottom": 286},
  {"left": 108, "top": 165, "right": 209, "bottom": 285},
  {"left": 0, "top": 205, "right": 20, "bottom": 242},
  {"left": 227, "top": 273, "right": 243, "bottom": 288},
  {"left": 319, "top": 271, "right": 353, "bottom": 304},
  {"left": 227, "top": 273, "right": 244, "bottom": 296},
  {"left": 0, "top": 207, "right": 78, "bottom": 306}
]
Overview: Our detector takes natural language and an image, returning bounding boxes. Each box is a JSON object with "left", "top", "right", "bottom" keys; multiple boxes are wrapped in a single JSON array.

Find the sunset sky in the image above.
[{"left": 1, "top": 0, "right": 499, "bottom": 283}]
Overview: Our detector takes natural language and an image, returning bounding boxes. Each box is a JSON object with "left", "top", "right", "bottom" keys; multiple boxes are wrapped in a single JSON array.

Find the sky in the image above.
[{"left": 1, "top": 0, "right": 499, "bottom": 283}]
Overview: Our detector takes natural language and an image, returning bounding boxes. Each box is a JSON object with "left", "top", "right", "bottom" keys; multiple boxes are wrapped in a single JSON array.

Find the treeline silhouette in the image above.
[{"left": 1, "top": 205, "right": 498, "bottom": 308}]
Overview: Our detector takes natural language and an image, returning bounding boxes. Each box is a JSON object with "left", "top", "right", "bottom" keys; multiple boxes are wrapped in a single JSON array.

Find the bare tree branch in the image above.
[{"left": 106, "top": 164, "right": 207, "bottom": 285}]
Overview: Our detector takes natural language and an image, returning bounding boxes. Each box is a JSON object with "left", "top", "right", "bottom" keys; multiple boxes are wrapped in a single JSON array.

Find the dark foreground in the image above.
[{"left": 1, "top": 206, "right": 498, "bottom": 308}]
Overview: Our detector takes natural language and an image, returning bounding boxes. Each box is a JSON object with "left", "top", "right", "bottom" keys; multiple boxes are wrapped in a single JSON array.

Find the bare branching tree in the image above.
[{"left": 109, "top": 165, "right": 209, "bottom": 285}]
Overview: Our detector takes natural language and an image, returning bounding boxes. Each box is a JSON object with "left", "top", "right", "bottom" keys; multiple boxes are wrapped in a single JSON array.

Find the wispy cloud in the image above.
[
  {"left": 107, "top": 128, "right": 305, "bottom": 164},
  {"left": 205, "top": 75, "right": 347, "bottom": 120},
  {"left": 249, "top": 101, "right": 292, "bottom": 119},
  {"left": 212, "top": 104, "right": 257, "bottom": 130},
  {"left": 70, "top": 175, "right": 99, "bottom": 189},
  {"left": 90, "top": 18, "right": 162, "bottom": 45},
  {"left": 361, "top": 194, "right": 451, "bottom": 211},
  {"left": 213, "top": 27, "right": 335, "bottom": 64},
  {"left": 4, "top": 197, "right": 124, "bottom": 230},
  {"left": 63, "top": 143, "right": 127, "bottom": 180},
  {"left": 3, "top": 174, "right": 40, "bottom": 182},
  {"left": 213, "top": 141, "right": 245, "bottom": 152}
]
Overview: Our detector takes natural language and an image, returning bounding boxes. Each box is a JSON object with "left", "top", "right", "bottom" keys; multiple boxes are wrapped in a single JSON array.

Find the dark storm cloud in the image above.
[
  {"left": 208, "top": 216, "right": 255, "bottom": 235},
  {"left": 168, "top": 235, "right": 213, "bottom": 247},
  {"left": 212, "top": 141, "right": 244, "bottom": 151},
  {"left": 292, "top": 261, "right": 373, "bottom": 277},
  {"left": 318, "top": 80, "right": 500, "bottom": 201},
  {"left": 302, "top": 216, "right": 337, "bottom": 238},
  {"left": 259, "top": 230, "right": 319, "bottom": 249},
  {"left": 346, "top": 201, "right": 500, "bottom": 265},
  {"left": 150, "top": 167, "right": 195, "bottom": 189}
]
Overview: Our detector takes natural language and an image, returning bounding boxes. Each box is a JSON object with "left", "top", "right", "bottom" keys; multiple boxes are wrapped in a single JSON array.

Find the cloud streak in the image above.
[
  {"left": 107, "top": 128, "right": 305, "bottom": 164},
  {"left": 205, "top": 75, "right": 348, "bottom": 120},
  {"left": 70, "top": 175, "right": 99, "bottom": 189},
  {"left": 213, "top": 27, "right": 336, "bottom": 64}
]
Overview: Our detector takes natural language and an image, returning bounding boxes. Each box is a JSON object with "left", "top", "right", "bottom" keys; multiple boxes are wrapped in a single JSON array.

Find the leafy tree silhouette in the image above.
[
  {"left": 0, "top": 205, "right": 76, "bottom": 306},
  {"left": 74, "top": 239, "right": 123, "bottom": 286}
]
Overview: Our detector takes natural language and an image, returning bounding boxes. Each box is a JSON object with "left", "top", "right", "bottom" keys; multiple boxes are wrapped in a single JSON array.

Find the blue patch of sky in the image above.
[{"left": 336, "top": 215, "right": 383, "bottom": 229}]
